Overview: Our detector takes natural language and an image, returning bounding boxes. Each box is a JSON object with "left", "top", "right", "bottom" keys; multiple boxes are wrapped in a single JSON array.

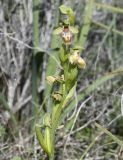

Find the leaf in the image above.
[
  {"left": 35, "top": 124, "right": 50, "bottom": 156},
  {"left": 52, "top": 27, "right": 62, "bottom": 35},
  {"left": 44, "top": 51, "right": 59, "bottom": 104},
  {"left": 69, "top": 26, "right": 79, "bottom": 34},
  {"left": 44, "top": 1, "right": 62, "bottom": 109},
  {"left": 121, "top": 94, "right": 123, "bottom": 115},
  {"left": 62, "top": 84, "right": 76, "bottom": 108}
]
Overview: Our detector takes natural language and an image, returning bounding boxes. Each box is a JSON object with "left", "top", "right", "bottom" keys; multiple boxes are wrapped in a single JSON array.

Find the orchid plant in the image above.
[{"left": 35, "top": 5, "right": 86, "bottom": 160}]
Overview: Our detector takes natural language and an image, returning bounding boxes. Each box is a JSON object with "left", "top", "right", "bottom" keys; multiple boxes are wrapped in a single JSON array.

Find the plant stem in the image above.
[
  {"left": 32, "top": 0, "right": 40, "bottom": 125},
  {"left": 49, "top": 154, "right": 54, "bottom": 160}
]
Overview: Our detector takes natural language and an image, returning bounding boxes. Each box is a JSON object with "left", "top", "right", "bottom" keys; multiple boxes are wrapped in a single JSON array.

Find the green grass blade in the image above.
[
  {"left": 92, "top": 20, "right": 123, "bottom": 37},
  {"left": 32, "top": 0, "right": 40, "bottom": 120},
  {"left": 95, "top": 123, "right": 123, "bottom": 148},
  {"left": 35, "top": 124, "right": 50, "bottom": 155},
  {"left": 80, "top": 136, "right": 97, "bottom": 160},
  {"left": 78, "top": 0, "right": 94, "bottom": 48},
  {"left": 44, "top": 0, "right": 60, "bottom": 110},
  {"left": 94, "top": 2, "right": 123, "bottom": 14}
]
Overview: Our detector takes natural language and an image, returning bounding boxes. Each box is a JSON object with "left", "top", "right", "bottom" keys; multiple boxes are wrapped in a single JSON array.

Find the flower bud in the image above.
[
  {"left": 77, "top": 57, "right": 86, "bottom": 69},
  {"left": 69, "top": 53, "right": 78, "bottom": 64},
  {"left": 69, "top": 50, "right": 86, "bottom": 69},
  {"left": 46, "top": 75, "right": 64, "bottom": 85},
  {"left": 52, "top": 92, "right": 62, "bottom": 102}
]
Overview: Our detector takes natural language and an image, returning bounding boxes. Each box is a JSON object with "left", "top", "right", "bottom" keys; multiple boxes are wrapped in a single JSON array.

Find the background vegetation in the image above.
[{"left": 0, "top": 0, "right": 123, "bottom": 159}]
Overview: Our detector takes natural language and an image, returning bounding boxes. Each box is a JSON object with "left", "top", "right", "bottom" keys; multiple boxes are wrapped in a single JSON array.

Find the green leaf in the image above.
[
  {"left": 69, "top": 26, "right": 78, "bottom": 34},
  {"left": 62, "top": 84, "right": 76, "bottom": 108},
  {"left": 35, "top": 124, "right": 50, "bottom": 156},
  {"left": 52, "top": 27, "right": 62, "bottom": 35}
]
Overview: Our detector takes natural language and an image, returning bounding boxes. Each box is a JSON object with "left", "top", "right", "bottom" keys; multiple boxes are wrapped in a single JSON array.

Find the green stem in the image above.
[
  {"left": 49, "top": 154, "right": 54, "bottom": 160},
  {"left": 32, "top": 0, "right": 40, "bottom": 124}
]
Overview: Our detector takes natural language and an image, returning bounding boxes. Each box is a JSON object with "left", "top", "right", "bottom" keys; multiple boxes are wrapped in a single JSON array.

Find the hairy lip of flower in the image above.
[{"left": 61, "top": 27, "right": 73, "bottom": 44}]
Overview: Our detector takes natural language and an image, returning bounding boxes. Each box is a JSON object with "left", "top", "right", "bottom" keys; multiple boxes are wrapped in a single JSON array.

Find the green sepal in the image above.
[
  {"left": 59, "top": 5, "right": 69, "bottom": 14},
  {"left": 69, "top": 26, "right": 79, "bottom": 34},
  {"left": 67, "top": 8, "right": 75, "bottom": 25},
  {"left": 52, "top": 27, "right": 62, "bottom": 35},
  {"left": 73, "top": 45, "right": 85, "bottom": 50},
  {"left": 59, "top": 5, "right": 75, "bottom": 25}
]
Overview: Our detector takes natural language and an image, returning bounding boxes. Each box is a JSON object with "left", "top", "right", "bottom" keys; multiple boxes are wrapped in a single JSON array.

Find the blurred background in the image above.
[{"left": 0, "top": 0, "right": 123, "bottom": 159}]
